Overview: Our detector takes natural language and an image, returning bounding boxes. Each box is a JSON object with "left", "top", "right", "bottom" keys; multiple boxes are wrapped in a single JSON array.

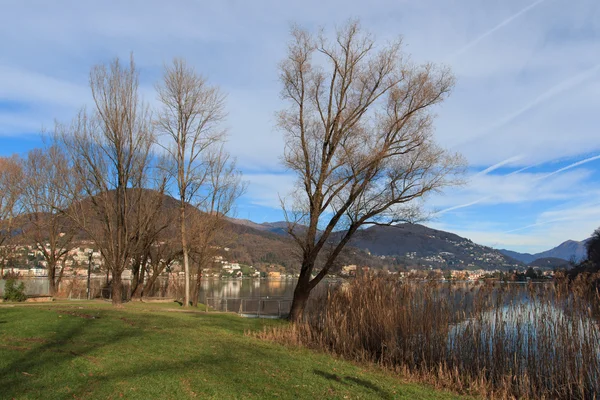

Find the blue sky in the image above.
[{"left": 1, "top": 0, "right": 599, "bottom": 253}]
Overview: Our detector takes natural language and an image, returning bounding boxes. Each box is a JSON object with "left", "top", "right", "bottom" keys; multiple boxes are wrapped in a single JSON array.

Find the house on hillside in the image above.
[{"left": 341, "top": 265, "right": 357, "bottom": 276}]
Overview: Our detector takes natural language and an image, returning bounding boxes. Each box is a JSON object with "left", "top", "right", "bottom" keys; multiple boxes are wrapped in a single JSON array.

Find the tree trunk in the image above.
[
  {"left": 289, "top": 270, "right": 312, "bottom": 322},
  {"left": 130, "top": 261, "right": 142, "bottom": 300},
  {"left": 112, "top": 271, "right": 123, "bottom": 306},
  {"left": 192, "top": 268, "right": 202, "bottom": 307},
  {"left": 142, "top": 272, "right": 161, "bottom": 299},
  {"left": 48, "top": 261, "right": 57, "bottom": 296},
  {"left": 55, "top": 263, "right": 64, "bottom": 296},
  {"left": 131, "top": 280, "right": 144, "bottom": 300}
]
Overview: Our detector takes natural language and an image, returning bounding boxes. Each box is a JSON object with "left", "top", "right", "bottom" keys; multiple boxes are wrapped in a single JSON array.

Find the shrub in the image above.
[{"left": 3, "top": 278, "right": 27, "bottom": 302}]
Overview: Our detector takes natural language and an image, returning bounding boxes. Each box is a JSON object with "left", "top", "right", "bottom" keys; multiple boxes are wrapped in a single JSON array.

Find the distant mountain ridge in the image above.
[
  {"left": 227, "top": 219, "right": 523, "bottom": 270},
  {"left": 344, "top": 224, "right": 521, "bottom": 270},
  {"left": 499, "top": 238, "right": 590, "bottom": 264},
  {"left": 528, "top": 257, "right": 570, "bottom": 269}
]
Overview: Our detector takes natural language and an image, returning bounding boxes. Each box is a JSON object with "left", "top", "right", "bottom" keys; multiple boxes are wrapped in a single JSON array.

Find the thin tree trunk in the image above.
[
  {"left": 180, "top": 203, "right": 190, "bottom": 307},
  {"left": 192, "top": 266, "right": 202, "bottom": 307}
]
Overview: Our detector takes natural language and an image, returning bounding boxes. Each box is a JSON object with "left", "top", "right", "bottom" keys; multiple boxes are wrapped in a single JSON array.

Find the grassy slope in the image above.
[{"left": 0, "top": 301, "right": 464, "bottom": 400}]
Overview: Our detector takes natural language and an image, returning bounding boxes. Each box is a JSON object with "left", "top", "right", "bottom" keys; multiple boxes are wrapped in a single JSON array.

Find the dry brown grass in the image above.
[{"left": 255, "top": 274, "right": 600, "bottom": 399}]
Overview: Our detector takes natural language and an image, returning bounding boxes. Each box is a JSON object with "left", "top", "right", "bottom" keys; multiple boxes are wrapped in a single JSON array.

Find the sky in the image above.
[{"left": 1, "top": 0, "right": 599, "bottom": 254}]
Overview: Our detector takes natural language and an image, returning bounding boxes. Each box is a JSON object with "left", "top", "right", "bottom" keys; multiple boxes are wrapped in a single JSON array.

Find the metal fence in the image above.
[
  {"left": 206, "top": 297, "right": 293, "bottom": 318},
  {"left": 0, "top": 278, "right": 50, "bottom": 297}
]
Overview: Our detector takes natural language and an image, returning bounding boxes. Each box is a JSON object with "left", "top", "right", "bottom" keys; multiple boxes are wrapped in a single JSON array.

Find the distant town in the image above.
[{"left": 1, "top": 240, "right": 551, "bottom": 283}]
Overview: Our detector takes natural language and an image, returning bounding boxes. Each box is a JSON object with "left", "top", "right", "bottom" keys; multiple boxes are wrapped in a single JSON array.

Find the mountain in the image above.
[
  {"left": 500, "top": 238, "right": 590, "bottom": 264},
  {"left": 528, "top": 257, "right": 570, "bottom": 269},
  {"left": 225, "top": 221, "right": 524, "bottom": 271},
  {"left": 5, "top": 190, "right": 528, "bottom": 272},
  {"left": 536, "top": 239, "right": 589, "bottom": 262},
  {"left": 498, "top": 249, "right": 536, "bottom": 264},
  {"left": 227, "top": 218, "right": 307, "bottom": 236},
  {"left": 341, "top": 224, "right": 521, "bottom": 270}
]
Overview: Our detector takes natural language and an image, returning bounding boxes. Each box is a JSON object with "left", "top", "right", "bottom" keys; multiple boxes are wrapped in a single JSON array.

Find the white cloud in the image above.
[{"left": 242, "top": 172, "right": 296, "bottom": 209}]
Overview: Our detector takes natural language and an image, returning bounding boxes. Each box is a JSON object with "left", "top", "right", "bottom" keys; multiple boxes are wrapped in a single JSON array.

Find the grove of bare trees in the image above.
[
  {"left": 20, "top": 145, "right": 78, "bottom": 295},
  {"left": 0, "top": 55, "right": 244, "bottom": 306}
]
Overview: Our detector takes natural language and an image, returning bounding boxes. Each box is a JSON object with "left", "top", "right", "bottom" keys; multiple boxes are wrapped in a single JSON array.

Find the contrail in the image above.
[
  {"left": 537, "top": 153, "right": 600, "bottom": 181},
  {"left": 502, "top": 219, "right": 562, "bottom": 234},
  {"left": 434, "top": 196, "right": 490, "bottom": 216},
  {"left": 456, "top": 62, "right": 600, "bottom": 148},
  {"left": 436, "top": 156, "right": 522, "bottom": 215},
  {"left": 503, "top": 201, "right": 600, "bottom": 234},
  {"left": 508, "top": 163, "right": 536, "bottom": 176},
  {"left": 451, "top": 0, "right": 548, "bottom": 58},
  {"left": 486, "top": 63, "right": 600, "bottom": 135},
  {"left": 475, "top": 155, "right": 523, "bottom": 177},
  {"left": 435, "top": 153, "right": 600, "bottom": 216}
]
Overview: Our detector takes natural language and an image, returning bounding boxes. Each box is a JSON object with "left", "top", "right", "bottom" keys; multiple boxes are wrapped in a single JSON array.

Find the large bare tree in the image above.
[
  {"left": 0, "top": 155, "right": 23, "bottom": 276},
  {"left": 20, "top": 146, "right": 78, "bottom": 295},
  {"left": 57, "top": 56, "right": 164, "bottom": 305},
  {"left": 279, "top": 21, "right": 465, "bottom": 321},
  {"left": 156, "top": 58, "right": 227, "bottom": 307}
]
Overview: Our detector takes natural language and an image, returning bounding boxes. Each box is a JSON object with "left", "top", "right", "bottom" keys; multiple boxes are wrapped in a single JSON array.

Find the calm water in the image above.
[{"left": 0, "top": 276, "right": 337, "bottom": 316}]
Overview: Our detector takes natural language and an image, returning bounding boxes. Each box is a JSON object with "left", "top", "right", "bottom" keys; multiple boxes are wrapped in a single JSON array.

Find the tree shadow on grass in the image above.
[
  {"left": 0, "top": 308, "right": 145, "bottom": 399},
  {"left": 314, "top": 369, "right": 393, "bottom": 400},
  {"left": 0, "top": 306, "right": 279, "bottom": 399},
  {"left": 0, "top": 306, "right": 396, "bottom": 399}
]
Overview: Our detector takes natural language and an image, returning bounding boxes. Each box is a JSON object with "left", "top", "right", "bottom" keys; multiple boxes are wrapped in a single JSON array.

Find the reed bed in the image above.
[{"left": 255, "top": 275, "right": 600, "bottom": 399}]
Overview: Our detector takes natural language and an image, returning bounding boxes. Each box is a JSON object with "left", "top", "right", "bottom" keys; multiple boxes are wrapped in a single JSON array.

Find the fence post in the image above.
[
  {"left": 258, "top": 298, "right": 261, "bottom": 318},
  {"left": 278, "top": 301, "right": 281, "bottom": 318},
  {"left": 225, "top": 298, "right": 228, "bottom": 313}
]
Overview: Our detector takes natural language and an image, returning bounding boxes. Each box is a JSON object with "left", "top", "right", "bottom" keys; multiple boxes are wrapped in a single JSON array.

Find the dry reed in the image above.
[{"left": 255, "top": 274, "right": 600, "bottom": 399}]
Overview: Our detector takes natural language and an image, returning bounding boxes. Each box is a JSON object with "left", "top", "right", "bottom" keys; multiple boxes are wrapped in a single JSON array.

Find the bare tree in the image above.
[
  {"left": 140, "top": 235, "right": 181, "bottom": 299},
  {"left": 57, "top": 56, "right": 163, "bottom": 306},
  {"left": 0, "top": 155, "right": 23, "bottom": 276},
  {"left": 189, "top": 148, "right": 246, "bottom": 307},
  {"left": 20, "top": 145, "right": 78, "bottom": 295},
  {"left": 128, "top": 186, "right": 171, "bottom": 300},
  {"left": 278, "top": 21, "right": 465, "bottom": 321},
  {"left": 156, "top": 58, "right": 227, "bottom": 307}
]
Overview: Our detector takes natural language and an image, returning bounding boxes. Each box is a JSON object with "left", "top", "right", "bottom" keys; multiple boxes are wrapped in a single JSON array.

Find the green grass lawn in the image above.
[{"left": 0, "top": 301, "right": 466, "bottom": 399}]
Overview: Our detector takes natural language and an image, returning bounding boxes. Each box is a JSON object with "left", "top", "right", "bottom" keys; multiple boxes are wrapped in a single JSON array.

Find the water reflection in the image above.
[{"left": 0, "top": 276, "right": 305, "bottom": 300}]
